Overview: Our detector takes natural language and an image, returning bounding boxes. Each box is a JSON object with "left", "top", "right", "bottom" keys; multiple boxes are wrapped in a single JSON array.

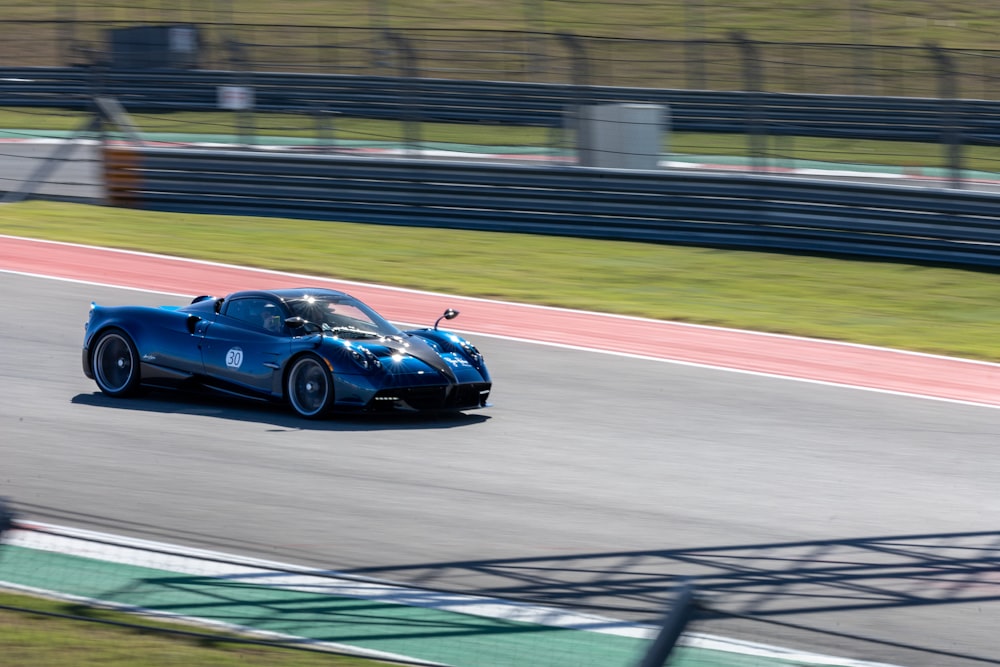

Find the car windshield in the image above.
[{"left": 284, "top": 294, "right": 402, "bottom": 338}]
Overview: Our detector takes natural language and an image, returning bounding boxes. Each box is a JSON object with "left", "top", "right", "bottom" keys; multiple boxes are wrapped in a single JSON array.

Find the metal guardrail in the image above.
[
  {"left": 105, "top": 146, "right": 1000, "bottom": 268},
  {"left": 5, "top": 67, "right": 1000, "bottom": 145}
]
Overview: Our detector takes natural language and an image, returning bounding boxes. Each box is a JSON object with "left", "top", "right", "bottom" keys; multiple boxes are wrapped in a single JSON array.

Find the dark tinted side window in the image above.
[{"left": 223, "top": 298, "right": 282, "bottom": 333}]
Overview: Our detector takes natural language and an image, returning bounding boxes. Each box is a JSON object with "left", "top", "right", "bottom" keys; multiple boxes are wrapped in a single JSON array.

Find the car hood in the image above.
[{"left": 330, "top": 333, "right": 458, "bottom": 383}]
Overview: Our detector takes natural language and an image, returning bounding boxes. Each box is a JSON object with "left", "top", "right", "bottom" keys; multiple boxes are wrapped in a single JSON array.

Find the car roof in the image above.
[{"left": 226, "top": 287, "right": 352, "bottom": 301}]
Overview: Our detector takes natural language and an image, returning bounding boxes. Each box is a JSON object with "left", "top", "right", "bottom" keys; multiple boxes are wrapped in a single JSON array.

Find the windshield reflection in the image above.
[{"left": 284, "top": 294, "right": 402, "bottom": 338}]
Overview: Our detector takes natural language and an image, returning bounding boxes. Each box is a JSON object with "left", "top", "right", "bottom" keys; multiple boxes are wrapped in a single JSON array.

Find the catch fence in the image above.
[
  {"left": 4, "top": 24, "right": 1000, "bottom": 177},
  {"left": 6, "top": 20, "right": 1000, "bottom": 97}
]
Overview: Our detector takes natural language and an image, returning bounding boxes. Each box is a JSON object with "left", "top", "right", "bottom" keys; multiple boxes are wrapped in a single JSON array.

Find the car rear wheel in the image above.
[
  {"left": 286, "top": 354, "right": 334, "bottom": 419},
  {"left": 92, "top": 329, "right": 141, "bottom": 397}
]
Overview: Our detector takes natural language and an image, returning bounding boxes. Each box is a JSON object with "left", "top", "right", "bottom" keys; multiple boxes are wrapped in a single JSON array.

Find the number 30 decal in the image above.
[{"left": 226, "top": 347, "right": 243, "bottom": 369}]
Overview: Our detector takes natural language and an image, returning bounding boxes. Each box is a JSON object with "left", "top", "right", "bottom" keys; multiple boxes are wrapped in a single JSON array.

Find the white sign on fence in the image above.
[{"left": 218, "top": 86, "right": 255, "bottom": 111}]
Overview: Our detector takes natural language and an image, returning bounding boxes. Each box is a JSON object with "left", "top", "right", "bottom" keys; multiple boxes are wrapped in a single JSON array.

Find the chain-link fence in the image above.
[
  {"left": 6, "top": 6, "right": 1000, "bottom": 198},
  {"left": 6, "top": 17, "right": 1000, "bottom": 98}
]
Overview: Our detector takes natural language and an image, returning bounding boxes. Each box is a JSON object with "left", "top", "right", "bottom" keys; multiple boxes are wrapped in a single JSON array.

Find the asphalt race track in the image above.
[{"left": 3, "top": 272, "right": 1000, "bottom": 667}]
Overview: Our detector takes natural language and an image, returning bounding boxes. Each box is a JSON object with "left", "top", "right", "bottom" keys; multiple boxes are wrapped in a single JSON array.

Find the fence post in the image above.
[
  {"left": 683, "top": 0, "right": 706, "bottom": 89},
  {"left": 556, "top": 32, "right": 592, "bottom": 163},
  {"left": 382, "top": 30, "right": 422, "bottom": 156},
  {"left": 557, "top": 32, "right": 592, "bottom": 97},
  {"left": 636, "top": 581, "right": 699, "bottom": 667},
  {"left": 228, "top": 40, "right": 256, "bottom": 148},
  {"left": 732, "top": 32, "right": 767, "bottom": 171},
  {"left": 524, "top": 0, "right": 547, "bottom": 76},
  {"left": 58, "top": 2, "right": 77, "bottom": 65},
  {"left": 849, "top": 0, "right": 873, "bottom": 94},
  {"left": 369, "top": 0, "right": 391, "bottom": 71},
  {"left": 926, "top": 42, "right": 963, "bottom": 189}
]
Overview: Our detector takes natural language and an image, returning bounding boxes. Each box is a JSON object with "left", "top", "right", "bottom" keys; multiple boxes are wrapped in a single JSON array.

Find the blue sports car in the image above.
[{"left": 82, "top": 287, "right": 492, "bottom": 418}]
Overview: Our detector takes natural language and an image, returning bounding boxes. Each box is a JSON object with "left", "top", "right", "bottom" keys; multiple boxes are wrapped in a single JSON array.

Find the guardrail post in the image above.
[{"left": 926, "top": 42, "right": 963, "bottom": 189}]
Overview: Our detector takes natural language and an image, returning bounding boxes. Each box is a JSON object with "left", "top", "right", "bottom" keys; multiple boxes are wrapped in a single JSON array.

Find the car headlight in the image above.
[
  {"left": 448, "top": 334, "right": 483, "bottom": 366},
  {"left": 344, "top": 343, "right": 382, "bottom": 371}
]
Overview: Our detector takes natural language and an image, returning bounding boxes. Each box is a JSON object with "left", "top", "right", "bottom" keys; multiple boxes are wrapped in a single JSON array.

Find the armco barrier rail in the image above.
[
  {"left": 105, "top": 146, "right": 1000, "bottom": 268},
  {"left": 5, "top": 66, "right": 1000, "bottom": 144}
]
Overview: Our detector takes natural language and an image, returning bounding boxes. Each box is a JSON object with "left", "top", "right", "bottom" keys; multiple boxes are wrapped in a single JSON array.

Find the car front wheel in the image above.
[
  {"left": 91, "top": 329, "right": 141, "bottom": 397},
  {"left": 286, "top": 354, "right": 334, "bottom": 419}
]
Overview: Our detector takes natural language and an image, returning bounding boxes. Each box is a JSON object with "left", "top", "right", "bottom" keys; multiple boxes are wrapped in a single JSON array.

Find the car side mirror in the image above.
[
  {"left": 434, "top": 308, "right": 459, "bottom": 330},
  {"left": 285, "top": 316, "right": 320, "bottom": 333}
]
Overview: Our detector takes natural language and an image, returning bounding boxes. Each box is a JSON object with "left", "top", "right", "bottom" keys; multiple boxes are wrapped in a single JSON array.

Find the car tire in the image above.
[
  {"left": 286, "top": 354, "right": 335, "bottom": 419},
  {"left": 91, "top": 328, "right": 142, "bottom": 397}
]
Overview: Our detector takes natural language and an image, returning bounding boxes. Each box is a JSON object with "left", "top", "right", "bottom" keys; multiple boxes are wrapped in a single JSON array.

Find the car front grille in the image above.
[{"left": 371, "top": 383, "right": 491, "bottom": 411}]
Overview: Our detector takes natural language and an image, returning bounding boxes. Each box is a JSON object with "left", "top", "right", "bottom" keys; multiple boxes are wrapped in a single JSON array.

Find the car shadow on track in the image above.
[{"left": 70, "top": 390, "right": 490, "bottom": 431}]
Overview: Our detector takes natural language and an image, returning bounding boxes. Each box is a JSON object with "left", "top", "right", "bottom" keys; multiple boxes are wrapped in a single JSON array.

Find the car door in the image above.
[
  {"left": 199, "top": 296, "right": 291, "bottom": 396},
  {"left": 137, "top": 308, "right": 208, "bottom": 380}
]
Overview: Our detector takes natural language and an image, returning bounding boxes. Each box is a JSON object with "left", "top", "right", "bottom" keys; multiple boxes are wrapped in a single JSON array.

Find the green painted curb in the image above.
[{"left": 1, "top": 544, "right": 825, "bottom": 667}]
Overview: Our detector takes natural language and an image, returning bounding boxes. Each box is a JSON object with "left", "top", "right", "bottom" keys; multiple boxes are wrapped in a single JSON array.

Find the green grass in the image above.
[
  {"left": 5, "top": 200, "right": 1000, "bottom": 362},
  {"left": 0, "top": 591, "right": 380, "bottom": 666}
]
